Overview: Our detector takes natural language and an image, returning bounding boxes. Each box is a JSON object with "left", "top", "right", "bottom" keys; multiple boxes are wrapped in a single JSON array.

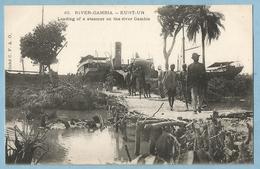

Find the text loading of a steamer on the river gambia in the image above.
[{"left": 58, "top": 10, "right": 150, "bottom": 22}]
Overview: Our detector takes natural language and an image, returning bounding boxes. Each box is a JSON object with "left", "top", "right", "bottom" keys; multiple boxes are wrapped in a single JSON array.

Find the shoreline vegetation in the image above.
[
  {"left": 6, "top": 72, "right": 252, "bottom": 111},
  {"left": 5, "top": 73, "right": 253, "bottom": 164}
]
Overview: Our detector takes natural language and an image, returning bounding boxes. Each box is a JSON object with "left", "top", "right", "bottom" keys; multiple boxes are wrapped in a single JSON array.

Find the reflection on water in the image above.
[
  {"left": 57, "top": 128, "right": 123, "bottom": 164},
  {"left": 6, "top": 108, "right": 149, "bottom": 165},
  {"left": 41, "top": 126, "right": 149, "bottom": 164}
]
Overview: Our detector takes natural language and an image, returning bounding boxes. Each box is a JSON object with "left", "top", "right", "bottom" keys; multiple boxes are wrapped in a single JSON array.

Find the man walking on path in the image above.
[
  {"left": 164, "top": 64, "right": 177, "bottom": 111},
  {"left": 187, "top": 53, "right": 207, "bottom": 113},
  {"left": 157, "top": 66, "right": 165, "bottom": 98},
  {"left": 180, "top": 64, "right": 189, "bottom": 111}
]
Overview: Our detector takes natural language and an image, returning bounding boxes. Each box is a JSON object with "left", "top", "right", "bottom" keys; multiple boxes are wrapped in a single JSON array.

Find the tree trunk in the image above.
[
  {"left": 47, "top": 65, "right": 54, "bottom": 85},
  {"left": 202, "top": 37, "right": 205, "bottom": 66},
  {"left": 165, "top": 56, "right": 169, "bottom": 71},
  {"left": 201, "top": 27, "right": 206, "bottom": 68},
  {"left": 163, "top": 29, "right": 179, "bottom": 71},
  {"left": 163, "top": 35, "right": 169, "bottom": 71}
]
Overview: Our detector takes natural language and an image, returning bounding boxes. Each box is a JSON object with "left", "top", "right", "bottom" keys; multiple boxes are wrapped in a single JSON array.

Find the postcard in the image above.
[{"left": 4, "top": 4, "right": 253, "bottom": 165}]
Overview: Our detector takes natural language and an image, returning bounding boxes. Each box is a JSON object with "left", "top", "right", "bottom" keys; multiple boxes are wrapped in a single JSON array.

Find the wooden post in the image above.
[
  {"left": 121, "top": 119, "right": 128, "bottom": 141},
  {"left": 115, "top": 132, "right": 120, "bottom": 160},
  {"left": 134, "top": 119, "right": 183, "bottom": 156},
  {"left": 145, "top": 120, "right": 187, "bottom": 128},
  {"left": 134, "top": 122, "right": 142, "bottom": 156},
  {"left": 149, "top": 126, "right": 162, "bottom": 155},
  {"left": 138, "top": 119, "right": 167, "bottom": 124},
  {"left": 134, "top": 120, "right": 162, "bottom": 156},
  {"left": 115, "top": 112, "right": 119, "bottom": 133},
  {"left": 207, "top": 121, "right": 216, "bottom": 160},
  {"left": 124, "top": 145, "right": 132, "bottom": 162}
]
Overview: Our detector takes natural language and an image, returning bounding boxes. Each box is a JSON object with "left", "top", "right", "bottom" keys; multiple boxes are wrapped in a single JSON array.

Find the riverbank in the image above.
[
  {"left": 104, "top": 89, "right": 252, "bottom": 120},
  {"left": 5, "top": 73, "right": 253, "bottom": 164}
]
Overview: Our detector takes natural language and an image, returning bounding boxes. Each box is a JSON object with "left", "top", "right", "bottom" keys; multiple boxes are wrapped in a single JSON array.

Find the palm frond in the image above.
[
  {"left": 205, "top": 11, "right": 225, "bottom": 44},
  {"left": 186, "top": 16, "right": 201, "bottom": 42},
  {"left": 185, "top": 6, "right": 225, "bottom": 44}
]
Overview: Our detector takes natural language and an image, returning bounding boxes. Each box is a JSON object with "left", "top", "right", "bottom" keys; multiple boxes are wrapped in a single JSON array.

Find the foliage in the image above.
[
  {"left": 104, "top": 71, "right": 116, "bottom": 91},
  {"left": 6, "top": 74, "right": 108, "bottom": 110},
  {"left": 20, "top": 21, "right": 67, "bottom": 70},
  {"left": 157, "top": 5, "right": 191, "bottom": 70},
  {"left": 186, "top": 6, "right": 225, "bottom": 64},
  {"left": 6, "top": 119, "right": 48, "bottom": 164},
  {"left": 157, "top": 5, "right": 192, "bottom": 37},
  {"left": 207, "top": 74, "right": 252, "bottom": 99},
  {"left": 157, "top": 5, "right": 225, "bottom": 68}
]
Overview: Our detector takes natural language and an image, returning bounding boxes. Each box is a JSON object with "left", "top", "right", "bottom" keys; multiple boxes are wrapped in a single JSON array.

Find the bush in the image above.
[
  {"left": 208, "top": 74, "right": 252, "bottom": 99},
  {"left": 6, "top": 79, "right": 105, "bottom": 110}
]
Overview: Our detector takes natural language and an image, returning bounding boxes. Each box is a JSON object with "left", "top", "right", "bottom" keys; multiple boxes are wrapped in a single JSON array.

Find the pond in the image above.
[
  {"left": 6, "top": 108, "right": 149, "bottom": 165},
  {"left": 41, "top": 127, "right": 148, "bottom": 164}
]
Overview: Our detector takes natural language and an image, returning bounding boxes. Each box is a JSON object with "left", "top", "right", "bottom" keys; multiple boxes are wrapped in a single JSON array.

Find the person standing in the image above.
[
  {"left": 187, "top": 53, "right": 207, "bottom": 113},
  {"left": 164, "top": 64, "right": 177, "bottom": 111},
  {"left": 180, "top": 64, "right": 189, "bottom": 110},
  {"left": 136, "top": 66, "right": 146, "bottom": 99},
  {"left": 157, "top": 66, "right": 165, "bottom": 98}
]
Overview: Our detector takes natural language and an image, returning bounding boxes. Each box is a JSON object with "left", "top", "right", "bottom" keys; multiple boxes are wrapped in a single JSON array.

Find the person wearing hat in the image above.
[
  {"left": 187, "top": 53, "right": 207, "bottom": 113},
  {"left": 164, "top": 64, "right": 177, "bottom": 111}
]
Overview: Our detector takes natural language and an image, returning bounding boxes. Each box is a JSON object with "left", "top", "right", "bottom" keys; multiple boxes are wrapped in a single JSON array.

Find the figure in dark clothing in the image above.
[
  {"left": 187, "top": 53, "right": 207, "bottom": 113},
  {"left": 180, "top": 64, "right": 189, "bottom": 110},
  {"left": 126, "top": 63, "right": 137, "bottom": 96},
  {"left": 164, "top": 64, "right": 177, "bottom": 111},
  {"left": 136, "top": 66, "right": 146, "bottom": 99},
  {"left": 144, "top": 82, "right": 151, "bottom": 98}
]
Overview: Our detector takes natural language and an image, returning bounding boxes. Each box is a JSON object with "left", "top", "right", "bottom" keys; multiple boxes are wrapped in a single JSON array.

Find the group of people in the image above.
[
  {"left": 160, "top": 53, "right": 207, "bottom": 113},
  {"left": 125, "top": 64, "right": 151, "bottom": 99}
]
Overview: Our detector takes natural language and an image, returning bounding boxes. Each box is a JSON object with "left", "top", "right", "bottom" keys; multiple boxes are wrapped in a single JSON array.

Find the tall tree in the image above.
[
  {"left": 157, "top": 5, "right": 191, "bottom": 70},
  {"left": 186, "top": 6, "right": 225, "bottom": 66},
  {"left": 20, "top": 21, "right": 67, "bottom": 74}
]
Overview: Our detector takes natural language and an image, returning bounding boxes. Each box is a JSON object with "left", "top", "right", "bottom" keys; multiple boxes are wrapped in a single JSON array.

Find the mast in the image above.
[{"left": 39, "top": 5, "right": 44, "bottom": 74}]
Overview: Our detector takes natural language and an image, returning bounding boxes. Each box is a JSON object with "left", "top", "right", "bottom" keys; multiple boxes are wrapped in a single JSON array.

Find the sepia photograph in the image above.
[{"left": 4, "top": 5, "right": 253, "bottom": 165}]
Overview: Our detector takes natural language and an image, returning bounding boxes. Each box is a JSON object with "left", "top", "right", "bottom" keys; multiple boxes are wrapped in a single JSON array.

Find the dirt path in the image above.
[{"left": 105, "top": 89, "right": 248, "bottom": 120}]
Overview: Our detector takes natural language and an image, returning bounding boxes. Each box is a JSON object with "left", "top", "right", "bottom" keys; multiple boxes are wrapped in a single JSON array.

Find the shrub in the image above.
[{"left": 207, "top": 74, "right": 252, "bottom": 99}]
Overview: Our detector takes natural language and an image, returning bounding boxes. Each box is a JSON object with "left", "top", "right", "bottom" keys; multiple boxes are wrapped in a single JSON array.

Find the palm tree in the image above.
[{"left": 186, "top": 6, "right": 225, "bottom": 66}]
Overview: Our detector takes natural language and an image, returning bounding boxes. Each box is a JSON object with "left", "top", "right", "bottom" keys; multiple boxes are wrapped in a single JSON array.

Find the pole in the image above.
[
  {"left": 185, "top": 46, "right": 200, "bottom": 51},
  {"left": 42, "top": 5, "right": 44, "bottom": 26},
  {"left": 56, "top": 41, "right": 68, "bottom": 57},
  {"left": 134, "top": 122, "right": 142, "bottom": 156},
  {"left": 21, "top": 58, "right": 25, "bottom": 74},
  {"left": 40, "top": 5, "right": 44, "bottom": 74},
  {"left": 182, "top": 23, "right": 185, "bottom": 64}
]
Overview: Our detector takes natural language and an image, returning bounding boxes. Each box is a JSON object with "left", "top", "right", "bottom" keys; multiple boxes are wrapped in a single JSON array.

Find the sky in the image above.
[{"left": 4, "top": 5, "right": 252, "bottom": 74}]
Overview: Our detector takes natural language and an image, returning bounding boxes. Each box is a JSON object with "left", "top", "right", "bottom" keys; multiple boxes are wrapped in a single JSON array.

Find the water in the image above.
[
  {"left": 57, "top": 128, "right": 125, "bottom": 164},
  {"left": 5, "top": 108, "right": 149, "bottom": 164},
  {"left": 6, "top": 109, "right": 253, "bottom": 164},
  {"left": 39, "top": 126, "right": 149, "bottom": 164}
]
